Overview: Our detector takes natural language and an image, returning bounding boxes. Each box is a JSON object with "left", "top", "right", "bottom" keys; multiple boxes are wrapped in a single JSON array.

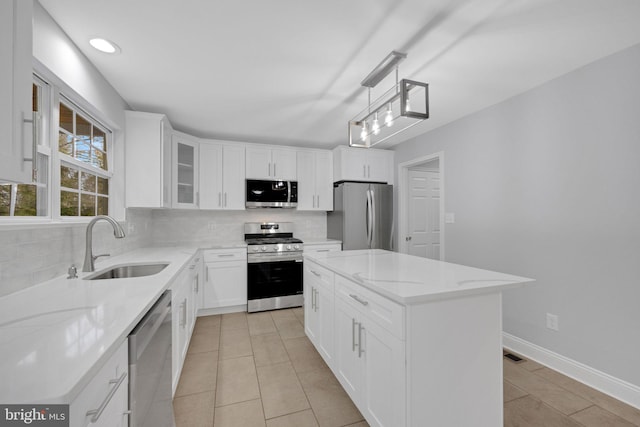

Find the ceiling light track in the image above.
[{"left": 349, "top": 51, "right": 429, "bottom": 148}]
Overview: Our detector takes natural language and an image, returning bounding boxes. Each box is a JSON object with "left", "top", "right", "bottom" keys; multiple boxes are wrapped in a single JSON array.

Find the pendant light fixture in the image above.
[{"left": 349, "top": 51, "right": 429, "bottom": 148}]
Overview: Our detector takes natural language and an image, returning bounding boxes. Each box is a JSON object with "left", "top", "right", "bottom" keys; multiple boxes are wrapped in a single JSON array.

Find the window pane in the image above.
[
  {"left": 75, "top": 137, "right": 91, "bottom": 163},
  {"left": 60, "top": 165, "right": 78, "bottom": 189},
  {"left": 32, "top": 83, "right": 39, "bottom": 112},
  {"left": 59, "top": 131, "right": 73, "bottom": 155},
  {"left": 0, "top": 185, "right": 11, "bottom": 216},
  {"left": 97, "top": 177, "right": 109, "bottom": 195},
  {"left": 60, "top": 103, "right": 73, "bottom": 133},
  {"left": 91, "top": 148, "right": 108, "bottom": 170},
  {"left": 97, "top": 196, "right": 108, "bottom": 215},
  {"left": 80, "top": 194, "right": 96, "bottom": 216},
  {"left": 81, "top": 172, "right": 96, "bottom": 192},
  {"left": 60, "top": 191, "right": 78, "bottom": 216},
  {"left": 93, "top": 127, "right": 106, "bottom": 151},
  {"left": 14, "top": 185, "right": 37, "bottom": 216}
]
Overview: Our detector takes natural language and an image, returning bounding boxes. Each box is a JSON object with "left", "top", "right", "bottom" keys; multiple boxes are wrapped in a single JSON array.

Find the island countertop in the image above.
[{"left": 303, "top": 249, "right": 534, "bottom": 304}]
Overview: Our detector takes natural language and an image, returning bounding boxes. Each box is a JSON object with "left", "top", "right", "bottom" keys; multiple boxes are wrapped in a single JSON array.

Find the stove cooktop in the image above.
[{"left": 245, "top": 237, "right": 303, "bottom": 245}]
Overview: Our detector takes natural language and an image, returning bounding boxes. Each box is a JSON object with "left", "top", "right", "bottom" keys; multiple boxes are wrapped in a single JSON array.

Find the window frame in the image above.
[{"left": 0, "top": 69, "right": 117, "bottom": 225}]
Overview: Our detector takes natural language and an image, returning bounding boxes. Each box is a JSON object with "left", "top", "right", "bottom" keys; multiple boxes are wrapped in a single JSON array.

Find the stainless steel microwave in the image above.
[{"left": 246, "top": 180, "right": 298, "bottom": 208}]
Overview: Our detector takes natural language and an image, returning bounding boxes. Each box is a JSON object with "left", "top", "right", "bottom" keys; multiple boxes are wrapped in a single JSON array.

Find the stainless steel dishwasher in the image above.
[{"left": 128, "top": 290, "right": 175, "bottom": 427}]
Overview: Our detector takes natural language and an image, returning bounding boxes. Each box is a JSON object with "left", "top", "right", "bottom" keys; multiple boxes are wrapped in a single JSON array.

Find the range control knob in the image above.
[
  {"left": 273, "top": 246, "right": 278, "bottom": 251},
  {"left": 286, "top": 245, "right": 292, "bottom": 250},
  {"left": 293, "top": 244, "right": 300, "bottom": 250},
  {"left": 261, "top": 246, "right": 267, "bottom": 252}
]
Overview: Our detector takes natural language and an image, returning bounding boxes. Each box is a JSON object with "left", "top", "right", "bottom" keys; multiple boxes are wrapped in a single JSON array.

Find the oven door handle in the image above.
[{"left": 247, "top": 255, "right": 303, "bottom": 263}]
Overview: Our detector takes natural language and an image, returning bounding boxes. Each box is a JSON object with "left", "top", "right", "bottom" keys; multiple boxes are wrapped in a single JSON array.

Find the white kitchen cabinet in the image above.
[
  {"left": 0, "top": 0, "right": 34, "bottom": 183},
  {"left": 69, "top": 340, "right": 129, "bottom": 427},
  {"left": 296, "top": 150, "right": 333, "bottom": 210},
  {"left": 199, "top": 141, "right": 245, "bottom": 210},
  {"left": 303, "top": 262, "right": 334, "bottom": 365},
  {"left": 171, "top": 267, "right": 193, "bottom": 393},
  {"left": 334, "top": 277, "right": 406, "bottom": 427},
  {"left": 172, "top": 133, "right": 199, "bottom": 208},
  {"left": 188, "top": 253, "right": 203, "bottom": 319},
  {"left": 202, "top": 248, "right": 247, "bottom": 313},
  {"left": 333, "top": 146, "right": 394, "bottom": 184},
  {"left": 246, "top": 146, "right": 297, "bottom": 180},
  {"left": 125, "top": 111, "right": 173, "bottom": 208}
]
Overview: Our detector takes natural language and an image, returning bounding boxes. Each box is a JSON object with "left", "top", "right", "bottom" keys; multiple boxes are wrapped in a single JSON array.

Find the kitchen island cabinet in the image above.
[{"left": 303, "top": 249, "right": 533, "bottom": 427}]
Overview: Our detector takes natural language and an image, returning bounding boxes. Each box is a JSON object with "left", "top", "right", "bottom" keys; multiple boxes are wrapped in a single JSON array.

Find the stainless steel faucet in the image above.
[{"left": 82, "top": 215, "right": 126, "bottom": 272}]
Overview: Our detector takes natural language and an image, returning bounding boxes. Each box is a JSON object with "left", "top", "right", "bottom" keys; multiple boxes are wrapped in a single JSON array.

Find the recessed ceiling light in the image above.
[{"left": 89, "top": 38, "right": 120, "bottom": 54}]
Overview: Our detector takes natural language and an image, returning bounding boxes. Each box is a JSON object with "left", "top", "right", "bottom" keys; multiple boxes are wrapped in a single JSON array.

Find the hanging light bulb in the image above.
[
  {"left": 384, "top": 103, "right": 394, "bottom": 127},
  {"left": 360, "top": 121, "right": 368, "bottom": 141},
  {"left": 372, "top": 112, "right": 380, "bottom": 135}
]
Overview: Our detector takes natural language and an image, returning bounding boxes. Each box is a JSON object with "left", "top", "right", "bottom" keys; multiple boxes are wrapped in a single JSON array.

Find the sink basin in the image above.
[{"left": 86, "top": 263, "right": 169, "bottom": 280}]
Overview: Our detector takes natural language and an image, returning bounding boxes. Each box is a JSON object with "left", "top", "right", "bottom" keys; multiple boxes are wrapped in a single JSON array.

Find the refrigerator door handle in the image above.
[
  {"left": 366, "top": 189, "right": 374, "bottom": 247},
  {"left": 370, "top": 189, "right": 376, "bottom": 248}
]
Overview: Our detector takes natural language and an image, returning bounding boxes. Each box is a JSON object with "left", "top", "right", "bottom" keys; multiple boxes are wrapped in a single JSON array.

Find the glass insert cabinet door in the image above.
[{"left": 172, "top": 135, "right": 198, "bottom": 208}]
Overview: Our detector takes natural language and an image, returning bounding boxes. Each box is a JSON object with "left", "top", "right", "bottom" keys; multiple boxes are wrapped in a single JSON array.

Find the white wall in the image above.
[{"left": 393, "top": 43, "right": 640, "bottom": 387}]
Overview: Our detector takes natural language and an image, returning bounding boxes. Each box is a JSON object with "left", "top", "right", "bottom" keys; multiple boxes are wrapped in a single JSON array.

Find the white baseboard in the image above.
[
  {"left": 502, "top": 332, "right": 640, "bottom": 410},
  {"left": 197, "top": 304, "right": 247, "bottom": 316}
]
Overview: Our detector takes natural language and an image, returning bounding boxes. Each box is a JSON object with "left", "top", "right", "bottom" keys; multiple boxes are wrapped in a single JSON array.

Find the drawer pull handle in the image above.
[
  {"left": 218, "top": 254, "right": 235, "bottom": 258},
  {"left": 316, "top": 249, "right": 330, "bottom": 252},
  {"left": 86, "top": 372, "right": 127, "bottom": 422},
  {"left": 349, "top": 294, "right": 369, "bottom": 306},
  {"left": 311, "top": 270, "right": 321, "bottom": 277}
]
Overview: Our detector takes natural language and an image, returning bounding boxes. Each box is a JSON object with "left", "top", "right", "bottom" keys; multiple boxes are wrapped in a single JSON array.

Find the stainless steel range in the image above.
[{"left": 245, "top": 222, "right": 304, "bottom": 312}]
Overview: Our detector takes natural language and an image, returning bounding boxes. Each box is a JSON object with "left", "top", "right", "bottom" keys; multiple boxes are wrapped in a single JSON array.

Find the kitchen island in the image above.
[{"left": 303, "top": 249, "right": 534, "bottom": 427}]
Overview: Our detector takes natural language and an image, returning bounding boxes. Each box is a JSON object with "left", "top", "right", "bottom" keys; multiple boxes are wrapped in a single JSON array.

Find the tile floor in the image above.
[{"left": 173, "top": 308, "right": 640, "bottom": 427}]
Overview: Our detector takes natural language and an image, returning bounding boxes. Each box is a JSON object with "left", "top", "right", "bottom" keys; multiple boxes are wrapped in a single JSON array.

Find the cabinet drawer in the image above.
[
  {"left": 304, "top": 243, "right": 342, "bottom": 253},
  {"left": 305, "top": 261, "right": 334, "bottom": 291},
  {"left": 203, "top": 248, "right": 247, "bottom": 262},
  {"left": 69, "top": 340, "right": 129, "bottom": 427},
  {"left": 335, "top": 275, "right": 405, "bottom": 340}
]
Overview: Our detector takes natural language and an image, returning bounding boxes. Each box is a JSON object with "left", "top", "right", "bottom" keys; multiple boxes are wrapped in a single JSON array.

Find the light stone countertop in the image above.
[
  {"left": 302, "top": 239, "right": 342, "bottom": 246},
  {"left": 304, "top": 249, "right": 534, "bottom": 304},
  {"left": 0, "top": 246, "right": 200, "bottom": 404}
]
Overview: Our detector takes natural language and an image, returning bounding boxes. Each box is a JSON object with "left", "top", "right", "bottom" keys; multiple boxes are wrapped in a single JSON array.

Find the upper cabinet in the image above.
[
  {"left": 297, "top": 150, "right": 333, "bottom": 211},
  {"left": 246, "top": 146, "right": 297, "bottom": 180},
  {"left": 333, "top": 146, "right": 394, "bottom": 184},
  {"left": 0, "top": 0, "right": 34, "bottom": 183},
  {"left": 199, "top": 141, "right": 245, "bottom": 210},
  {"left": 125, "top": 111, "right": 173, "bottom": 208},
  {"left": 173, "top": 132, "right": 199, "bottom": 209}
]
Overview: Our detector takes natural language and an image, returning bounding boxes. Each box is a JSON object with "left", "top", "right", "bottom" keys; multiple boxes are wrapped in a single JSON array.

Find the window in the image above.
[
  {"left": 0, "top": 73, "right": 114, "bottom": 221},
  {"left": 57, "top": 99, "right": 111, "bottom": 217},
  {"left": 0, "top": 77, "right": 50, "bottom": 217}
]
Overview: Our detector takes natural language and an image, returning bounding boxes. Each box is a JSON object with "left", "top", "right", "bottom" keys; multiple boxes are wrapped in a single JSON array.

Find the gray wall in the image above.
[{"left": 393, "top": 43, "right": 640, "bottom": 387}]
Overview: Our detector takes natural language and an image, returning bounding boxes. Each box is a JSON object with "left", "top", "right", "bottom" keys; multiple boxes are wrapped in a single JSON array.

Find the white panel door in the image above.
[
  {"left": 333, "top": 297, "right": 362, "bottom": 403},
  {"left": 199, "top": 143, "right": 223, "bottom": 209},
  {"left": 271, "top": 148, "right": 297, "bottom": 180},
  {"left": 361, "top": 317, "right": 406, "bottom": 427},
  {"left": 407, "top": 169, "right": 441, "bottom": 260},
  {"left": 315, "top": 150, "right": 334, "bottom": 210},
  {"left": 203, "top": 261, "right": 247, "bottom": 308},
  {"left": 222, "top": 144, "right": 246, "bottom": 209},
  {"left": 296, "top": 150, "right": 316, "bottom": 210}
]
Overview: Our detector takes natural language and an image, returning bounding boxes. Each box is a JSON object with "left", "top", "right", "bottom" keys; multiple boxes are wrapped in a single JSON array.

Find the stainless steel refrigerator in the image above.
[{"left": 327, "top": 182, "right": 393, "bottom": 250}]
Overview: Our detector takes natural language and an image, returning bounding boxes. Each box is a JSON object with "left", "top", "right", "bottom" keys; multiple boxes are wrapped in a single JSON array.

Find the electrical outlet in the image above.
[
  {"left": 546, "top": 313, "right": 559, "bottom": 331},
  {"left": 207, "top": 222, "right": 216, "bottom": 232},
  {"left": 445, "top": 213, "right": 455, "bottom": 224},
  {"left": 128, "top": 223, "right": 135, "bottom": 233}
]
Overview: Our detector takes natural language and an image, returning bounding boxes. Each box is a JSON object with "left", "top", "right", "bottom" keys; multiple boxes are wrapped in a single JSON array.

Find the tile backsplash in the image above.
[
  {"left": 0, "top": 209, "right": 152, "bottom": 297},
  {"left": 0, "top": 208, "right": 327, "bottom": 297}
]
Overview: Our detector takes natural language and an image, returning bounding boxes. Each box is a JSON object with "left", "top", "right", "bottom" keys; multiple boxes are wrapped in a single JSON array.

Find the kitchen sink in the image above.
[{"left": 86, "top": 263, "right": 169, "bottom": 280}]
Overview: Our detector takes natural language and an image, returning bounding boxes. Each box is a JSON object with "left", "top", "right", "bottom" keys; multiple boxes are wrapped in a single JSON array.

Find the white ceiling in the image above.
[{"left": 39, "top": 0, "right": 640, "bottom": 149}]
